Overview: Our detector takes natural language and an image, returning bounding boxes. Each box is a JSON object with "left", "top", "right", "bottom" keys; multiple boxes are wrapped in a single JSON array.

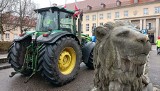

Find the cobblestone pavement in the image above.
[
  {"left": 0, "top": 45, "right": 159, "bottom": 91},
  {"left": 0, "top": 54, "right": 7, "bottom": 59},
  {"left": 0, "top": 63, "right": 94, "bottom": 91},
  {"left": 149, "top": 45, "right": 160, "bottom": 89}
]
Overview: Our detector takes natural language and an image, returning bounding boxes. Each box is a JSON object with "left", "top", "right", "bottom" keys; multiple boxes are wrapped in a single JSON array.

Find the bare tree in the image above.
[
  {"left": 0, "top": 0, "right": 15, "bottom": 41},
  {"left": 0, "top": 0, "right": 36, "bottom": 41},
  {"left": 13, "top": 0, "right": 36, "bottom": 34}
]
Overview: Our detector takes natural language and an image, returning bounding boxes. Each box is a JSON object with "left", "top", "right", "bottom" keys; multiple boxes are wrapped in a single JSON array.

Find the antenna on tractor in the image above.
[
  {"left": 49, "top": 0, "right": 52, "bottom": 6},
  {"left": 64, "top": 0, "right": 67, "bottom": 8}
]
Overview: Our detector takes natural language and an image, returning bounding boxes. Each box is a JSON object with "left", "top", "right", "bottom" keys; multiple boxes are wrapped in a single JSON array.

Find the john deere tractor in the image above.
[{"left": 7, "top": 6, "right": 95, "bottom": 85}]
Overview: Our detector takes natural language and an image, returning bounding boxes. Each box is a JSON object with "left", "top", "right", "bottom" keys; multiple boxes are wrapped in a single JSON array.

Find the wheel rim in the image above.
[{"left": 58, "top": 47, "right": 76, "bottom": 75}]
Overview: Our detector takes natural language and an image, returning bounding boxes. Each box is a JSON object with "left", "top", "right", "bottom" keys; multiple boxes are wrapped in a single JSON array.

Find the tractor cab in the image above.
[{"left": 35, "top": 6, "right": 76, "bottom": 34}]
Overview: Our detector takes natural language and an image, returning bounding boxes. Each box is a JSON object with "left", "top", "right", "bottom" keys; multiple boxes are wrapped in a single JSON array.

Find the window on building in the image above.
[
  {"left": 86, "top": 15, "right": 89, "bottom": 21},
  {"left": 115, "top": 12, "right": 119, "bottom": 18},
  {"left": 92, "top": 23, "right": 96, "bottom": 30},
  {"left": 143, "top": 8, "right": 148, "bottom": 15},
  {"left": 107, "top": 13, "right": 111, "bottom": 19},
  {"left": 100, "top": 23, "right": 103, "bottom": 26},
  {"left": 124, "top": 11, "right": 128, "bottom": 17},
  {"left": 147, "top": 23, "right": 152, "bottom": 30},
  {"left": 6, "top": 25, "right": 10, "bottom": 31},
  {"left": 92, "top": 23, "right": 96, "bottom": 36},
  {"left": 86, "top": 24, "right": 89, "bottom": 31},
  {"left": 99, "top": 14, "right": 103, "bottom": 19},
  {"left": 155, "top": 7, "right": 160, "bottom": 13},
  {"left": 5, "top": 33, "right": 10, "bottom": 40},
  {"left": 92, "top": 15, "right": 96, "bottom": 21},
  {"left": 13, "top": 27, "right": 18, "bottom": 31}
]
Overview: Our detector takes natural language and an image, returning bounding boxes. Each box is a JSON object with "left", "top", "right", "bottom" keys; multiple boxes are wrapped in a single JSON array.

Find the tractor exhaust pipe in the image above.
[
  {"left": 77, "top": 10, "right": 83, "bottom": 43},
  {"left": 78, "top": 18, "right": 82, "bottom": 43}
]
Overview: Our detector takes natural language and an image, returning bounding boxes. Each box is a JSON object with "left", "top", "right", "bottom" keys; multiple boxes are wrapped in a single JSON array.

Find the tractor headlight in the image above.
[{"left": 32, "top": 34, "right": 36, "bottom": 40}]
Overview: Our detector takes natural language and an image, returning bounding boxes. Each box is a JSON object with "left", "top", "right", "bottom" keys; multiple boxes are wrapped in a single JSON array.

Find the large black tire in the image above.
[
  {"left": 39, "top": 36, "right": 82, "bottom": 86},
  {"left": 37, "top": 44, "right": 45, "bottom": 72},
  {"left": 8, "top": 37, "right": 32, "bottom": 76},
  {"left": 85, "top": 50, "right": 94, "bottom": 69}
]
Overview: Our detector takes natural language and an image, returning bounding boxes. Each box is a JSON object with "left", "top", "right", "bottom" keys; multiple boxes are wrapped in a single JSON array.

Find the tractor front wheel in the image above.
[{"left": 40, "top": 37, "right": 82, "bottom": 86}]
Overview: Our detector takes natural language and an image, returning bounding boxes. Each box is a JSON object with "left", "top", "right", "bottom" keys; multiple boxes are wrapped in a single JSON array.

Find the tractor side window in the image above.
[
  {"left": 60, "top": 12, "right": 73, "bottom": 33},
  {"left": 36, "top": 11, "right": 58, "bottom": 31}
]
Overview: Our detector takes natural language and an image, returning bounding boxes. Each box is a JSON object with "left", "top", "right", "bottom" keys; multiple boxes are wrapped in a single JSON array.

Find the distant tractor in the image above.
[{"left": 8, "top": 6, "right": 95, "bottom": 86}]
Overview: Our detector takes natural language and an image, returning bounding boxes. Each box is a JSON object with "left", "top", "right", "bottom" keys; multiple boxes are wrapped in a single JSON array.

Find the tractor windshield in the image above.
[{"left": 36, "top": 11, "right": 58, "bottom": 31}]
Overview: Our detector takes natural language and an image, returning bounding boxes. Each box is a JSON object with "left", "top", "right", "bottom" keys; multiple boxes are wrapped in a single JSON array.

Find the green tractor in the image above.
[{"left": 7, "top": 6, "right": 95, "bottom": 85}]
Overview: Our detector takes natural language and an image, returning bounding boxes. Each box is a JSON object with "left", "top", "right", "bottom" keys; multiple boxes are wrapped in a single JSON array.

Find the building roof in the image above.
[
  {"left": 65, "top": 0, "right": 157, "bottom": 13},
  {"left": 2, "top": 12, "right": 36, "bottom": 27}
]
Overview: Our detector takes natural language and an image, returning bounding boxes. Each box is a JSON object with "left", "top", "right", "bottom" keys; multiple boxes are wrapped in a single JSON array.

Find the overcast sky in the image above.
[{"left": 33, "top": 0, "right": 84, "bottom": 8}]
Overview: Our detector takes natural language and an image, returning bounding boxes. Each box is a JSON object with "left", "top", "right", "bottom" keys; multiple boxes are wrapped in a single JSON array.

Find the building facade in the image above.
[
  {"left": 66, "top": 0, "right": 160, "bottom": 43},
  {"left": 1, "top": 25, "right": 35, "bottom": 41},
  {"left": 0, "top": 13, "right": 36, "bottom": 41}
]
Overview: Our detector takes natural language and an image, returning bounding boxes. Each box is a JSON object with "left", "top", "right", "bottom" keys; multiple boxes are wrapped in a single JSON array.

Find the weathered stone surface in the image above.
[{"left": 92, "top": 21, "right": 152, "bottom": 91}]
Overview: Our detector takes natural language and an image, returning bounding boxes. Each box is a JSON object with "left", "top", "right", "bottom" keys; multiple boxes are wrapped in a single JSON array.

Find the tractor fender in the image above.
[
  {"left": 37, "top": 31, "right": 80, "bottom": 44},
  {"left": 14, "top": 32, "right": 34, "bottom": 42},
  {"left": 82, "top": 42, "right": 95, "bottom": 63}
]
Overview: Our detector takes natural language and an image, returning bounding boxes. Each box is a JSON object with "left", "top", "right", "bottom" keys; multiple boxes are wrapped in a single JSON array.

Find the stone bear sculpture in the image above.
[{"left": 92, "top": 21, "right": 152, "bottom": 91}]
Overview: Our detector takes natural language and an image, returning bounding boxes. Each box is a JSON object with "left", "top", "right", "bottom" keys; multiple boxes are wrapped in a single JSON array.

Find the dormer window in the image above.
[
  {"left": 116, "top": 0, "right": 121, "bottom": 6},
  {"left": 101, "top": 3, "right": 106, "bottom": 8},
  {"left": 87, "top": 5, "right": 92, "bottom": 10}
]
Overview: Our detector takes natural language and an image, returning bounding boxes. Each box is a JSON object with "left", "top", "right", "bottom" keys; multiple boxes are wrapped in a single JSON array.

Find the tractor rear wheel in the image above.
[
  {"left": 8, "top": 37, "right": 32, "bottom": 76},
  {"left": 40, "top": 37, "right": 82, "bottom": 86}
]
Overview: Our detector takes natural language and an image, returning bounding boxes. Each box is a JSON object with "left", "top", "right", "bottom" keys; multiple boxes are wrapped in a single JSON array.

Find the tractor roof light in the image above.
[
  {"left": 32, "top": 34, "right": 36, "bottom": 40},
  {"left": 43, "top": 31, "right": 51, "bottom": 37},
  {"left": 43, "top": 33, "right": 49, "bottom": 37}
]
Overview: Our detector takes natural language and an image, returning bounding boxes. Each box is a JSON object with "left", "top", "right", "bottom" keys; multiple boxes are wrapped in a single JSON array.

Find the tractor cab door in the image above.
[{"left": 59, "top": 12, "right": 74, "bottom": 33}]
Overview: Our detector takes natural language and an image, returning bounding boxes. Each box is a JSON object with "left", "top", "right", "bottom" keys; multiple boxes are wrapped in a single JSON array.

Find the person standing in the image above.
[{"left": 156, "top": 36, "right": 160, "bottom": 54}]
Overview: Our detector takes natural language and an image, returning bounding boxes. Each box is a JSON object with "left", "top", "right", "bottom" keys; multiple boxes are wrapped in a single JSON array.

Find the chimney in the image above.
[{"left": 116, "top": 0, "right": 121, "bottom": 6}]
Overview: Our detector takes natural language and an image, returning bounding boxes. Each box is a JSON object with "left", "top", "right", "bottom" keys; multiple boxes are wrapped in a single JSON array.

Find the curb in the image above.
[
  {"left": 154, "top": 85, "right": 160, "bottom": 89},
  {"left": 0, "top": 63, "right": 11, "bottom": 70},
  {"left": 0, "top": 58, "right": 8, "bottom": 63},
  {"left": 153, "top": 87, "right": 160, "bottom": 91}
]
